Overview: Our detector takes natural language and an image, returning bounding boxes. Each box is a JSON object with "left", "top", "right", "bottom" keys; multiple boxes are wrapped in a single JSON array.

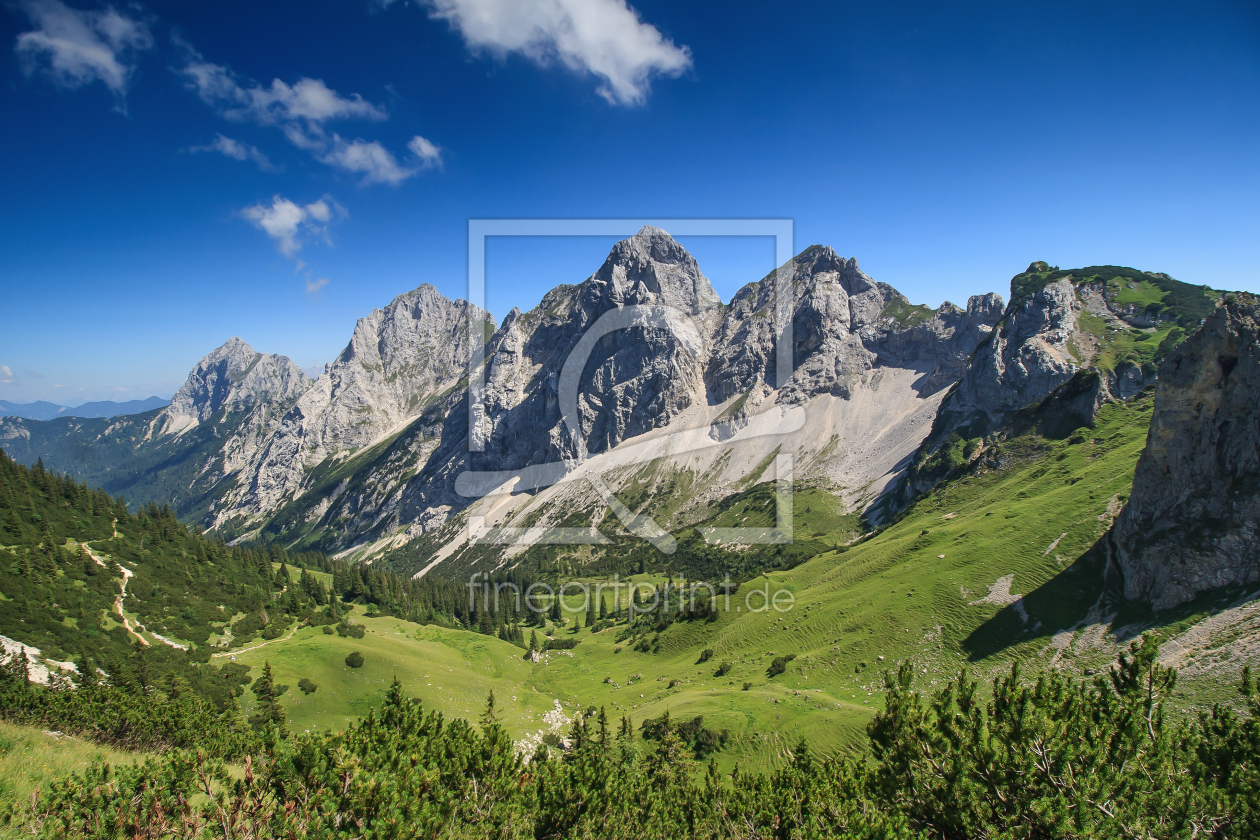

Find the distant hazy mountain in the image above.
[{"left": 0, "top": 396, "right": 169, "bottom": 420}]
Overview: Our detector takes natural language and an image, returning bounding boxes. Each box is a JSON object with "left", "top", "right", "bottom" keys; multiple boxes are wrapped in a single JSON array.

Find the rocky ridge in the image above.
[
  {"left": 204, "top": 285, "right": 491, "bottom": 531},
  {"left": 5, "top": 234, "right": 1226, "bottom": 590},
  {"left": 254, "top": 228, "right": 1003, "bottom": 565}
]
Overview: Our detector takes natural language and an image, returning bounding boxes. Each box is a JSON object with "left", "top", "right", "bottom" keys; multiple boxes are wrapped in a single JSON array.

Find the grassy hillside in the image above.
[
  {"left": 0, "top": 722, "right": 147, "bottom": 815},
  {"left": 227, "top": 394, "right": 1176, "bottom": 771},
  {"left": 229, "top": 607, "right": 556, "bottom": 737}
]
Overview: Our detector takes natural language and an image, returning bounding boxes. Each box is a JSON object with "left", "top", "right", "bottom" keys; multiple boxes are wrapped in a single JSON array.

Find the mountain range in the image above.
[
  {"left": 0, "top": 397, "right": 169, "bottom": 421},
  {"left": 0, "top": 227, "right": 1254, "bottom": 614}
]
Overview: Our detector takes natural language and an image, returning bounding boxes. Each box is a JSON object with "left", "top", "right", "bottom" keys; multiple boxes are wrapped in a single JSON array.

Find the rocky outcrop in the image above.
[
  {"left": 1111, "top": 295, "right": 1260, "bottom": 609},
  {"left": 935, "top": 275, "right": 1084, "bottom": 441}
]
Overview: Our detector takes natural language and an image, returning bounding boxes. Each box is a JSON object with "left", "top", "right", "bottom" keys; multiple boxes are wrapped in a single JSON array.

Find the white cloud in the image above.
[
  {"left": 180, "top": 56, "right": 387, "bottom": 127},
  {"left": 177, "top": 43, "right": 435, "bottom": 185},
  {"left": 0, "top": 366, "right": 16, "bottom": 385},
  {"left": 319, "top": 136, "right": 414, "bottom": 186},
  {"left": 189, "top": 133, "right": 279, "bottom": 172},
  {"left": 241, "top": 195, "right": 343, "bottom": 258},
  {"left": 305, "top": 276, "right": 330, "bottom": 295},
  {"left": 14, "top": 0, "right": 153, "bottom": 105},
  {"left": 422, "top": 0, "right": 691, "bottom": 105},
  {"left": 407, "top": 135, "right": 442, "bottom": 169}
]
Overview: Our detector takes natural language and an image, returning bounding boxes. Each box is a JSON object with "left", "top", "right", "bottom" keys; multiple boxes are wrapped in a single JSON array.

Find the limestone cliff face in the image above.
[
  {"left": 474, "top": 226, "right": 720, "bottom": 466},
  {"left": 159, "top": 337, "right": 313, "bottom": 500},
  {"left": 1111, "top": 295, "right": 1260, "bottom": 609},
  {"left": 941, "top": 277, "right": 1084, "bottom": 436}
]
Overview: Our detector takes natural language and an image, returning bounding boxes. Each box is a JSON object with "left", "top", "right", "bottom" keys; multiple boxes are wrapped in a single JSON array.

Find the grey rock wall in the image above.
[{"left": 1111, "top": 295, "right": 1260, "bottom": 609}]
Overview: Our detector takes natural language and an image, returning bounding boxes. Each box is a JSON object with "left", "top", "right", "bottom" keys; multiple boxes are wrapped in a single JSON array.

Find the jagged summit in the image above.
[
  {"left": 166, "top": 337, "right": 310, "bottom": 428},
  {"left": 584, "top": 225, "right": 720, "bottom": 316}
]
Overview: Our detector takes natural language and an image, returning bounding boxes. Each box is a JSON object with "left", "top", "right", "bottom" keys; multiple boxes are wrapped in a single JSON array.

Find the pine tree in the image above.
[
  {"left": 480, "top": 689, "right": 498, "bottom": 728},
  {"left": 248, "top": 661, "right": 288, "bottom": 735},
  {"left": 132, "top": 646, "right": 153, "bottom": 696}
]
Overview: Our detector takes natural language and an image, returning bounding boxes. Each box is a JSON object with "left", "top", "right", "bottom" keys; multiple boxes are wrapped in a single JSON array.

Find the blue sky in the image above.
[{"left": 0, "top": 0, "right": 1257, "bottom": 404}]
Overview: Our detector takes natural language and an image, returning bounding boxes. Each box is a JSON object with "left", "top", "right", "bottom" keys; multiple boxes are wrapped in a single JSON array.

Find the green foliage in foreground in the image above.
[
  {"left": 0, "top": 650, "right": 261, "bottom": 759},
  {"left": 7, "top": 636, "right": 1259, "bottom": 839}
]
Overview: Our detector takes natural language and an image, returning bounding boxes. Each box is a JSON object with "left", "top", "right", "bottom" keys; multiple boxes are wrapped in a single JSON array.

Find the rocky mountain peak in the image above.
[
  {"left": 967, "top": 293, "right": 1005, "bottom": 320},
  {"left": 220, "top": 283, "right": 494, "bottom": 525},
  {"left": 1111, "top": 293, "right": 1260, "bottom": 608},
  {"left": 584, "top": 226, "right": 720, "bottom": 317},
  {"left": 338, "top": 283, "right": 490, "bottom": 374},
  {"left": 166, "top": 338, "right": 310, "bottom": 427}
]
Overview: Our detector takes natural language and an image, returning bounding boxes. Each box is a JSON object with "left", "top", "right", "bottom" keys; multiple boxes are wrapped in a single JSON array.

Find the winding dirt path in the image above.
[
  {"left": 79, "top": 540, "right": 149, "bottom": 647},
  {"left": 210, "top": 622, "right": 301, "bottom": 659},
  {"left": 80, "top": 531, "right": 187, "bottom": 651}
]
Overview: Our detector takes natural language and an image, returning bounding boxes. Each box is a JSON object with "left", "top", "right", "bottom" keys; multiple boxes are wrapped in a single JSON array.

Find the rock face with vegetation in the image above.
[
  {"left": 900, "top": 262, "right": 1221, "bottom": 502},
  {"left": 1111, "top": 294, "right": 1260, "bottom": 609}
]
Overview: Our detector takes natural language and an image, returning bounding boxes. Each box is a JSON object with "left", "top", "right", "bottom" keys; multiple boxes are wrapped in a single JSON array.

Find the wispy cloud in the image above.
[
  {"left": 0, "top": 366, "right": 16, "bottom": 385},
  {"left": 419, "top": 0, "right": 691, "bottom": 105},
  {"left": 304, "top": 275, "right": 330, "bottom": 295},
  {"left": 177, "top": 41, "right": 436, "bottom": 185},
  {"left": 179, "top": 55, "right": 387, "bottom": 126},
  {"left": 241, "top": 195, "right": 343, "bottom": 258},
  {"left": 14, "top": 0, "right": 153, "bottom": 109},
  {"left": 407, "top": 135, "right": 442, "bottom": 169},
  {"left": 189, "top": 133, "right": 280, "bottom": 172},
  {"left": 319, "top": 137, "right": 406, "bottom": 185}
]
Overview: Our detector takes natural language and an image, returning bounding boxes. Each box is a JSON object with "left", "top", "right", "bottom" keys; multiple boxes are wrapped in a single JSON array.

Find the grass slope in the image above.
[
  {"left": 0, "top": 722, "right": 147, "bottom": 814},
  {"left": 230, "top": 607, "right": 556, "bottom": 737}
]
